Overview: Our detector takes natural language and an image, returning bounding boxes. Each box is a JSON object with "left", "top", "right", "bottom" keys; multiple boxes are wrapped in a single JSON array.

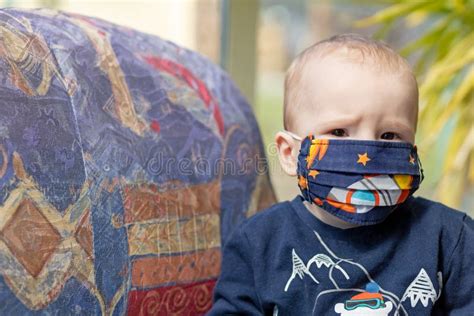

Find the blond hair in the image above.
[{"left": 283, "top": 33, "right": 417, "bottom": 130}]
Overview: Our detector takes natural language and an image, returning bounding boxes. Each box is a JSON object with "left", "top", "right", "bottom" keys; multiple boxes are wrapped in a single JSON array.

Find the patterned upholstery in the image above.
[{"left": 0, "top": 8, "right": 275, "bottom": 315}]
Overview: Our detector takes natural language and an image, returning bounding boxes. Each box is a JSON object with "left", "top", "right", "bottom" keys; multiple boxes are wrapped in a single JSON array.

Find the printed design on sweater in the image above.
[
  {"left": 285, "top": 249, "right": 349, "bottom": 291},
  {"left": 400, "top": 269, "right": 442, "bottom": 308},
  {"left": 283, "top": 231, "right": 442, "bottom": 316},
  {"left": 335, "top": 282, "right": 393, "bottom": 315}
]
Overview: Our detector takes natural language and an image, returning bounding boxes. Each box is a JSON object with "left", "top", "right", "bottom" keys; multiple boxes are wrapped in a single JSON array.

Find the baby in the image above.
[{"left": 208, "top": 34, "right": 474, "bottom": 315}]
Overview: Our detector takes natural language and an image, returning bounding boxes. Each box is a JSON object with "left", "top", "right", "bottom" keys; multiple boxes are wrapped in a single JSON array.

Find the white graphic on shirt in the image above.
[
  {"left": 309, "top": 231, "right": 408, "bottom": 316},
  {"left": 284, "top": 231, "right": 443, "bottom": 316},
  {"left": 400, "top": 269, "right": 439, "bottom": 308},
  {"left": 284, "top": 231, "right": 443, "bottom": 315},
  {"left": 307, "top": 254, "right": 350, "bottom": 280},
  {"left": 436, "top": 271, "right": 443, "bottom": 300},
  {"left": 284, "top": 249, "right": 319, "bottom": 291},
  {"left": 394, "top": 271, "right": 443, "bottom": 314}
]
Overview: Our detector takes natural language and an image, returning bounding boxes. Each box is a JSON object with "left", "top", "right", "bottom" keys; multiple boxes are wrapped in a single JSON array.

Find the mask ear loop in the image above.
[{"left": 283, "top": 130, "right": 303, "bottom": 141}]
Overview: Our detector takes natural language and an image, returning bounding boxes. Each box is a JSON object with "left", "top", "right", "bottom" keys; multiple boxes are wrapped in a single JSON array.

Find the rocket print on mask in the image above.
[{"left": 326, "top": 174, "right": 414, "bottom": 214}]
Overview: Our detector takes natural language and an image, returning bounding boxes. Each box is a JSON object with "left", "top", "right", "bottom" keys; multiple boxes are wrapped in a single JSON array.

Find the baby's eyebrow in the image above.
[
  {"left": 317, "top": 117, "right": 362, "bottom": 130},
  {"left": 382, "top": 120, "right": 415, "bottom": 133}
]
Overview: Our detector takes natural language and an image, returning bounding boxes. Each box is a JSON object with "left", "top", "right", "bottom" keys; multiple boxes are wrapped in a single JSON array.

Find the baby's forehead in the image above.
[
  {"left": 298, "top": 54, "right": 418, "bottom": 107},
  {"left": 293, "top": 54, "right": 418, "bottom": 127}
]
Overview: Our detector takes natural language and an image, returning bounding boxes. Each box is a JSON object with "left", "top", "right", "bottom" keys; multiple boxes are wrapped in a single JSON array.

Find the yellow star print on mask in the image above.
[{"left": 357, "top": 152, "right": 371, "bottom": 166}]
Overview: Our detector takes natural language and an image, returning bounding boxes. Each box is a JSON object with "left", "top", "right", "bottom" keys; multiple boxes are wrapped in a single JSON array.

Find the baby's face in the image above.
[{"left": 291, "top": 56, "right": 418, "bottom": 143}]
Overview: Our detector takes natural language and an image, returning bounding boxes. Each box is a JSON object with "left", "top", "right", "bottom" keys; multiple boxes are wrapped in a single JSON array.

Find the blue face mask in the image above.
[{"left": 288, "top": 133, "right": 424, "bottom": 225}]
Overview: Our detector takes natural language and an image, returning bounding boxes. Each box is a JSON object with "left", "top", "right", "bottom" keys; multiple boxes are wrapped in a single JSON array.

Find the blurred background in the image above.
[{"left": 2, "top": 0, "right": 473, "bottom": 214}]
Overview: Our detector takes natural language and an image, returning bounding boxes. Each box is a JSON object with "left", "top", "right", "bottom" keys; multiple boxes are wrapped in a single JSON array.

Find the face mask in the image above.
[{"left": 287, "top": 132, "right": 424, "bottom": 225}]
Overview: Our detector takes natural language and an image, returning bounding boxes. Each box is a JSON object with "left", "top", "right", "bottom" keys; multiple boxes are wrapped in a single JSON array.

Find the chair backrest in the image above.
[{"left": 0, "top": 8, "right": 275, "bottom": 315}]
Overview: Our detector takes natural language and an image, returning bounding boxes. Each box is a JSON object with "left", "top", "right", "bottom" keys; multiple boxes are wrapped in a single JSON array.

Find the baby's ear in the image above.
[{"left": 274, "top": 131, "right": 299, "bottom": 176}]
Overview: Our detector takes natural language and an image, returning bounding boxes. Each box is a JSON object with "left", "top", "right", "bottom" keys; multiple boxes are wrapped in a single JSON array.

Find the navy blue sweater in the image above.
[{"left": 209, "top": 195, "right": 474, "bottom": 315}]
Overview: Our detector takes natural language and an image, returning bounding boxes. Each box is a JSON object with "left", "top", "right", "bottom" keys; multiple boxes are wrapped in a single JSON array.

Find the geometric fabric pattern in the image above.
[{"left": 0, "top": 8, "right": 275, "bottom": 315}]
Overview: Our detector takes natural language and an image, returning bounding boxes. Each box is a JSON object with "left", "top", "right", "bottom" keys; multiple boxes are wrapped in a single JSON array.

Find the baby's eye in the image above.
[
  {"left": 380, "top": 132, "right": 399, "bottom": 140},
  {"left": 330, "top": 129, "right": 347, "bottom": 137}
]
